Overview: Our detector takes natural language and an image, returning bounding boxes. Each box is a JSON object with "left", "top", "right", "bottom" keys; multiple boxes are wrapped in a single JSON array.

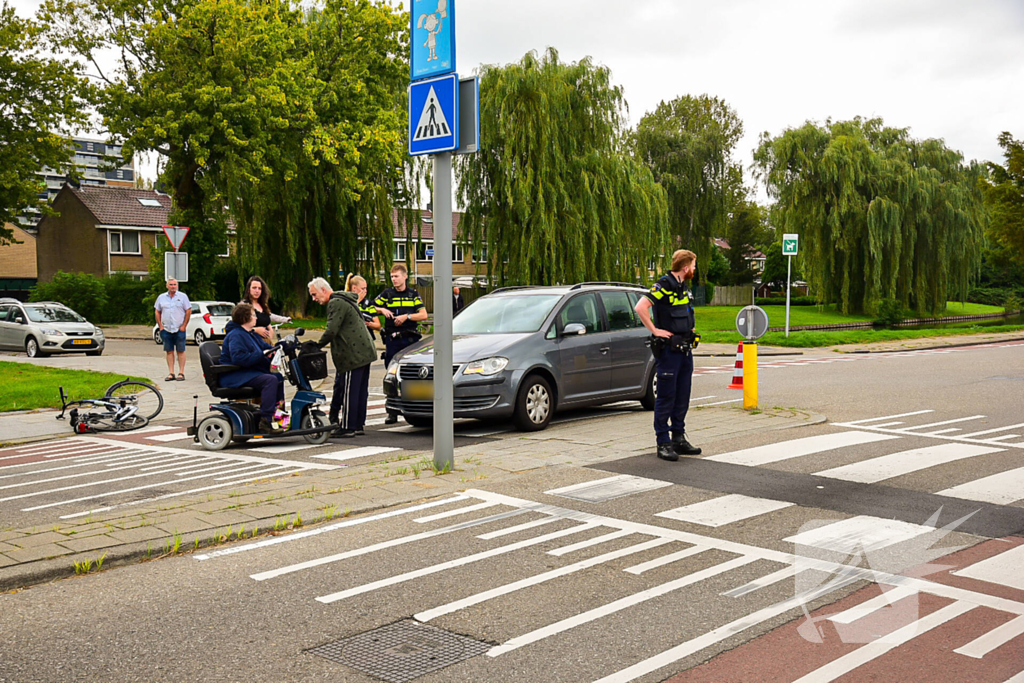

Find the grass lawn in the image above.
[
  {"left": 701, "top": 324, "right": 1024, "bottom": 349},
  {"left": 1, "top": 362, "right": 152, "bottom": 412},
  {"left": 697, "top": 301, "right": 1005, "bottom": 331}
]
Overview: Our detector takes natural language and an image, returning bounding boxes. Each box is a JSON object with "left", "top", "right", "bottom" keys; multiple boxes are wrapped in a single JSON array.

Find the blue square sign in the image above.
[
  {"left": 410, "top": 0, "right": 455, "bottom": 81},
  {"left": 409, "top": 74, "right": 458, "bottom": 156}
]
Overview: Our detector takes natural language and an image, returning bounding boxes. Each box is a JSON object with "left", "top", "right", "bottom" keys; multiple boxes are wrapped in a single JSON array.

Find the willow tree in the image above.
[
  {"left": 632, "top": 95, "right": 743, "bottom": 280},
  {"left": 228, "top": 0, "right": 410, "bottom": 310},
  {"left": 456, "top": 48, "right": 667, "bottom": 286},
  {"left": 755, "top": 117, "right": 987, "bottom": 314},
  {"left": 984, "top": 132, "right": 1024, "bottom": 264}
]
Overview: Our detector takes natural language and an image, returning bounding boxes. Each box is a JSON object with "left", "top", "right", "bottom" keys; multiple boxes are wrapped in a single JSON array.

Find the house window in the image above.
[
  {"left": 109, "top": 231, "right": 141, "bottom": 255},
  {"left": 86, "top": 142, "right": 94, "bottom": 151},
  {"left": 218, "top": 241, "right": 230, "bottom": 258},
  {"left": 393, "top": 241, "right": 407, "bottom": 262},
  {"left": 452, "top": 243, "right": 464, "bottom": 263},
  {"left": 116, "top": 170, "right": 124, "bottom": 179},
  {"left": 416, "top": 241, "right": 433, "bottom": 262},
  {"left": 137, "top": 198, "right": 162, "bottom": 207},
  {"left": 472, "top": 244, "right": 488, "bottom": 264}
]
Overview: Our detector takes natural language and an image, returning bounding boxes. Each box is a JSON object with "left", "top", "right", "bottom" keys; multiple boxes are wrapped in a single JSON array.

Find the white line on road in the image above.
[
  {"left": 954, "top": 614, "right": 1024, "bottom": 659},
  {"left": 826, "top": 585, "right": 918, "bottom": 624},
  {"left": 707, "top": 431, "right": 899, "bottom": 467},
  {"left": 898, "top": 416, "right": 987, "bottom": 432},
  {"left": 624, "top": 544, "right": 708, "bottom": 575},
  {"left": 414, "top": 501, "right": 500, "bottom": 523},
  {"left": 815, "top": 443, "right": 1004, "bottom": 484},
  {"left": 937, "top": 466, "right": 1024, "bottom": 504},
  {"left": 960, "top": 423, "right": 1024, "bottom": 439},
  {"left": 841, "top": 411, "right": 935, "bottom": 425},
  {"left": 548, "top": 529, "right": 635, "bottom": 556},
  {"left": 312, "top": 446, "right": 400, "bottom": 461},
  {"left": 655, "top": 494, "right": 794, "bottom": 528}
]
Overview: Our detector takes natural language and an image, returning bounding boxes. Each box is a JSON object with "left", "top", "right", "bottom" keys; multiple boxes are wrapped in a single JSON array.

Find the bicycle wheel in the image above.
[
  {"left": 85, "top": 414, "right": 149, "bottom": 432},
  {"left": 105, "top": 380, "right": 164, "bottom": 420}
]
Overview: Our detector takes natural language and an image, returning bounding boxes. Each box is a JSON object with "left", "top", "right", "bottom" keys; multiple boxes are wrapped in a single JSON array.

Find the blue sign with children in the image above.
[{"left": 410, "top": 0, "right": 455, "bottom": 81}]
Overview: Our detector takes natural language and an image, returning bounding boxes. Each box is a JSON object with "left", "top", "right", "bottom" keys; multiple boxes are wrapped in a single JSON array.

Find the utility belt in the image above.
[
  {"left": 385, "top": 329, "right": 421, "bottom": 342},
  {"left": 649, "top": 330, "right": 700, "bottom": 358}
]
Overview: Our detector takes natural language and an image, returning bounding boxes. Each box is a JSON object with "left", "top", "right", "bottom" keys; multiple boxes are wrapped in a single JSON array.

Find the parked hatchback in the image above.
[
  {"left": 0, "top": 298, "right": 106, "bottom": 357},
  {"left": 151, "top": 301, "right": 234, "bottom": 346},
  {"left": 382, "top": 283, "right": 657, "bottom": 431}
]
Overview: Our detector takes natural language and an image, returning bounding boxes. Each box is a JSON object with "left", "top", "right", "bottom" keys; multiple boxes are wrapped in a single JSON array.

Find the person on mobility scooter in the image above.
[{"left": 190, "top": 303, "right": 336, "bottom": 451}]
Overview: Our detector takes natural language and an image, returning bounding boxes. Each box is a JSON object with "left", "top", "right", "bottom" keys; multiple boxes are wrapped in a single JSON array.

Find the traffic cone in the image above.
[{"left": 728, "top": 342, "right": 744, "bottom": 389}]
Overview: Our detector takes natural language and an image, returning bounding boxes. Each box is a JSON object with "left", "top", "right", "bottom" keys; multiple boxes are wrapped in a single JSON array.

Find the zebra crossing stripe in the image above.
[
  {"left": 937, "top": 465, "right": 1024, "bottom": 505},
  {"left": 826, "top": 585, "right": 918, "bottom": 624},
  {"left": 656, "top": 494, "right": 794, "bottom": 527},
  {"left": 815, "top": 443, "right": 1004, "bottom": 484},
  {"left": 954, "top": 614, "right": 1024, "bottom": 659},
  {"left": 707, "top": 431, "right": 899, "bottom": 466}
]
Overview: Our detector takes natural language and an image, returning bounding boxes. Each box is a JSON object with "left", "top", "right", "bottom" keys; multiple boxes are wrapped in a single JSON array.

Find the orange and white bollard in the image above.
[{"left": 728, "top": 342, "right": 744, "bottom": 390}]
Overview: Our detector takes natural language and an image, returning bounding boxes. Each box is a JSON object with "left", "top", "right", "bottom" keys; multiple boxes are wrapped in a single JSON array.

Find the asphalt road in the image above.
[{"left": 2, "top": 340, "right": 1023, "bottom": 682}]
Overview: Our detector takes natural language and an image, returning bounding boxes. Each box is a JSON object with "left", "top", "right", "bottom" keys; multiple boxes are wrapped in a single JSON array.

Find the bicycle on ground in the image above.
[{"left": 57, "top": 380, "right": 164, "bottom": 433}]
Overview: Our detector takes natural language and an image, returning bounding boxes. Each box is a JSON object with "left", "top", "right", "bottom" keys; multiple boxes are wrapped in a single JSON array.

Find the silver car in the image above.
[
  {"left": 382, "top": 283, "right": 656, "bottom": 431},
  {"left": 0, "top": 298, "right": 106, "bottom": 357}
]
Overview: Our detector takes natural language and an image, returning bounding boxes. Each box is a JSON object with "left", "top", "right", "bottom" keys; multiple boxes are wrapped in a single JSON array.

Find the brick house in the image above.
[
  {"left": 35, "top": 185, "right": 172, "bottom": 282},
  {"left": 0, "top": 223, "right": 38, "bottom": 300}
]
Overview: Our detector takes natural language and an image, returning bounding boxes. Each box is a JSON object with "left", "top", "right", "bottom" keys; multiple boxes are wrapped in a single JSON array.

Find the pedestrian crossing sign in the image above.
[{"left": 409, "top": 74, "right": 458, "bottom": 156}]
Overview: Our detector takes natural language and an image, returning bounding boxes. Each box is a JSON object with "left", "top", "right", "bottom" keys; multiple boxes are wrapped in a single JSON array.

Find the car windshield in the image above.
[
  {"left": 25, "top": 305, "right": 85, "bottom": 323},
  {"left": 452, "top": 294, "right": 562, "bottom": 334},
  {"left": 208, "top": 304, "right": 233, "bottom": 317}
]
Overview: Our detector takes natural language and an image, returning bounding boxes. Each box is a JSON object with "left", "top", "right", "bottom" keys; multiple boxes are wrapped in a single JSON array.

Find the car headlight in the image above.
[
  {"left": 386, "top": 361, "right": 399, "bottom": 377},
  {"left": 39, "top": 327, "right": 63, "bottom": 337},
  {"left": 93, "top": 326, "right": 104, "bottom": 337},
  {"left": 463, "top": 357, "right": 509, "bottom": 376}
]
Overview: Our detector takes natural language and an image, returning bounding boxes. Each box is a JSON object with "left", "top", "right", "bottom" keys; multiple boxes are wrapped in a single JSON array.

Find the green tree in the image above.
[
  {"left": 755, "top": 117, "right": 987, "bottom": 314},
  {"left": 0, "top": 1, "right": 90, "bottom": 242},
  {"left": 456, "top": 48, "right": 668, "bottom": 286},
  {"left": 633, "top": 94, "right": 743, "bottom": 281},
  {"left": 759, "top": 241, "right": 801, "bottom": 291},
  {"left": 984, "top": 132, "right": 1024, "bottom": 263},
  {"left": 705, "top": 245, "right": 728, "bottom": 283},
  {"left": 725, "top": 199, "right": 767, "bottom": 279}
]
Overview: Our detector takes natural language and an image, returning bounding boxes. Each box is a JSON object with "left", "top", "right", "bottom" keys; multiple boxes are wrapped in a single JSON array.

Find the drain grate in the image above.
[{"left": 308, "top": 620, "right": 490, "bottom": 683}]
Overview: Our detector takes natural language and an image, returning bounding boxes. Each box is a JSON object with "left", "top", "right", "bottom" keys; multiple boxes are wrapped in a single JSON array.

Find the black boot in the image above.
[
  {"left": 383, "top": 413, "right": 398, "bottom": 425},
  {"left": 673, "top": 434, "right": 702, "bottom": 456},
  {"left": 657, "top": 443, "right": 679, "bottom": 461},
  {"left": 258, "top": 417, "right": 280, "bottom": 435}
]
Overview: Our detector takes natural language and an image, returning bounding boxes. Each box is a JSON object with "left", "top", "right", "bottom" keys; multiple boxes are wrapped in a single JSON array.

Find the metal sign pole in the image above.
[
  {"left": 432, "top": 151, "right": 454, "bottom": 471},
  {"left": 785, "top": 255, "right": 792, "bottom": 338}
]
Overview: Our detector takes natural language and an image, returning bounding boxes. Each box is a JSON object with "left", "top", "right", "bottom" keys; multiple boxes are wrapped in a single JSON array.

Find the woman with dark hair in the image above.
[{"left": 242, "top": 275, "right": 291, "bottom": 343}]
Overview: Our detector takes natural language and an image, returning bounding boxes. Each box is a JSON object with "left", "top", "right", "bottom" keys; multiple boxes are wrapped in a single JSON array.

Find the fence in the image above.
[
  {"left": 710, "top": 285, "right": 753, "bottom": 306},
  {"left": 415, "top": 285, "right": 488, "bottom": 314}
]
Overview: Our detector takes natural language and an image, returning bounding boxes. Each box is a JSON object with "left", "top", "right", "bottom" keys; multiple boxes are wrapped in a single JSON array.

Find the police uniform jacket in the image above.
[
  {"left": 358, "top": 297, "right": 378, "bottom": 340},
  {"left": 374, "top": 286, "right": 425, "bottom": 336},
  {"left": 644, "top": 274, "right": 695, "bottom": 335}
]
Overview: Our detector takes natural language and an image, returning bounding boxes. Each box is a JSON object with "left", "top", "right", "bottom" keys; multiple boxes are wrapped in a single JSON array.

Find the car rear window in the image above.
[
  {"left": 208, "top": 304, "right": 233, "bottom": 317},
  {"left": 452, "top": 294, "right": 562, "bottom": 334},
  {"left": 25, "top": 305, "right": 85, "bottom": 323}
]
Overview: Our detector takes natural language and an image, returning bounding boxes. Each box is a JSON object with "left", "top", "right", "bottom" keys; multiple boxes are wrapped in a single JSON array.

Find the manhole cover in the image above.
[{"left": 308, "top": 620, "right": 490, "bottom": 683}]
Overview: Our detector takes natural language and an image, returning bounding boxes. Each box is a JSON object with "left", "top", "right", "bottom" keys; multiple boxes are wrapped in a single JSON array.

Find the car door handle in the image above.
[{"left": 599, "top": 347, "right": 610, "bottom": 354}]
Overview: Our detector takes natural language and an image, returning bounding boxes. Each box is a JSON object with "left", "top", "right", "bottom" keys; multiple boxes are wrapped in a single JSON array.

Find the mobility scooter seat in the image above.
[{"left": 198, "top": 341, "right": 261, "bottom": 401}]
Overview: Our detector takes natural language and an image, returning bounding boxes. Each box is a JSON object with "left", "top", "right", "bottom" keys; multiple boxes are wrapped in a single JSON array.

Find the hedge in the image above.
[{"left": 30, "top": 271, "right": 154, "bottom": 325}]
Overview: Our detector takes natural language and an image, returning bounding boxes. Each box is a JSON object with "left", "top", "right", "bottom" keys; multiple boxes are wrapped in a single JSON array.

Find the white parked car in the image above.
[{"left": 152, "top": 301, "right": 234, "bottom": 346}]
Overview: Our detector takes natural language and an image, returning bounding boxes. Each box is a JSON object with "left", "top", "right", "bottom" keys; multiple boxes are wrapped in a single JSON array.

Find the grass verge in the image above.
[
  {"left": 697, "top": 301, "right": 1004, "bottom": 331},
  {"left": 701, "top": 324, "right": 1024, "bottom": 349},
  {"left": 1, "top": 362, "right": 152, "bottom": 412}
]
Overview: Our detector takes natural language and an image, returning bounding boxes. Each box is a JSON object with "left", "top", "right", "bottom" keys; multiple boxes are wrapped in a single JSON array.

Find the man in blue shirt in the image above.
[{"left": 154, "top": 278, "right": 191, "bottom": 381}]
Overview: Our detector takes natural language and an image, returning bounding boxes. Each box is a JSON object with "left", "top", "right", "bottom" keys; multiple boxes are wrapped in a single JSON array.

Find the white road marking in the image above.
[
  {"left": 193, "top": 495, "right": 471, "bottom": 560},
  {"left": 144, "top": 431, "right": 191, "bottom": 442},
  {"left": 827, "top": 585, "right": 918, "bottom": 624},
  {"left": 315, "top": 523, "right": 600, "bottom": 603},
  {"left": 985, "top": 434, "right": 1023, "bottom": 443},
  {"left": 414, "top": 501, "right": 500, "bottom": 523},
  {"left": 624, "top": 544, "right": 708, "bottom": 575},
  {"left": 938, "top": 466, "right": 1024, "bottom": 505},
  {"left": 548, "top": 529, "right": 634, "bottom": 556},
  {"left": 842, "top": 410, "right": 935, "bottom": 425},
  {"left": 898, "top": 415, "right": 987, "bottom": 432},
  {"left": 699, "top": 398, "right": 744, "bottom": 406},
  {"left": 655, "top": 494, "right": 794, "bottom": 527},
  {"left": 784, "top": 516, "right": 938, "bottom": 555},
  {"left": 815, "top": 443, "right": 1004, "bottom": 484},
  {"left": 790, "top": 602, "right": 975, "bottom": 683},
  {"left": 312, "top": 446, "right": 400, "bottom": 461},
  {"left": 70, "top": 436, "right": 340, "bottom": 470},
  {"left": 0, "top": 449, "right": 155, "bottom": 476},
  {"left": 707, "top": 431, "right": 899, "bottom": 466},
  {"left": 415, "top": 537, "right": 676, "bottom": 622},
  {"left": 955, "top": 614, "right": 1024, "bottom": 659},
  {"left": 476, "top": 516, "right": 559, "bottom": 540},
  {"left": 545, "top": 475, "right": 672, "bottom": 502},
  {"left": 128, "top": 424, "right": 179, "bottom": 435},
  {"left": 0, "top": 453, "right": 204, "bottom": 490},
  {"left": 960, "top": 423, "right": 1024, "bottom": 439},
  {"left": 248, "top": 443, "right": 312, "bottom": 454},
  {"left": 951, "top": 543, "right": 1024, "bottom": 591},
  {"left": 486, "top": 555, "right": 760, "bottom": 658}
]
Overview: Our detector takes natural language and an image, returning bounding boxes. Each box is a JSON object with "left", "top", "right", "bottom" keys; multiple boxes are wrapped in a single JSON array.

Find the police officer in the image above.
[
  {"left": 374, "top": 263, "right": 428, "bottom": 424},
  {"left": 634, "top": 249, "right": 702, "bottom": 461}
]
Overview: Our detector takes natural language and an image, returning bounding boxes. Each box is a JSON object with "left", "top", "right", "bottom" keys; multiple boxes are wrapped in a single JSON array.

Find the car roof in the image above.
[{"left": 487, "top": 283, "right": 646, "bottom": 298}]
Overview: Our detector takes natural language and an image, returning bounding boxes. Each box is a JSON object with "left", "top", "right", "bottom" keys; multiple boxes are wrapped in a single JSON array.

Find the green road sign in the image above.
[{"left": 783, "top": 233, "right": 799, "bottom": 256}]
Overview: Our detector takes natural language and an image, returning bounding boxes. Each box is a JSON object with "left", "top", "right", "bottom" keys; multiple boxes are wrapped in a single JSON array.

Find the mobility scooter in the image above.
[{"left": 190, "top": 328, "right": 336, "bottom": 450}]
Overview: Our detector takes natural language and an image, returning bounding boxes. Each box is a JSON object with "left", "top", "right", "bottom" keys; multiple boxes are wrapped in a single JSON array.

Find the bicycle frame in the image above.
[{"left": 57, "top": 386, "right": 140, "bottom": 424}]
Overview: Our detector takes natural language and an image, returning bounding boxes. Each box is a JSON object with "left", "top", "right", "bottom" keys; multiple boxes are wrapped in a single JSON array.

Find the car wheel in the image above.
[
  {"left": 640, "top": 369, "right": 656, "bottom": 411},
  {"left": 194, "top": 329, "right": 206, "bottom": 345},
  {"left": 25, "top": 337, "right": 46, "bottom": 358},
  {"left": 404, "top": 415, "right": 433, "bottom": 429},
  {"left": 197, "top": 415, "right": 232, "bottom": 451},
  {"left": 513, "top": 375, "right": 553, "bottom": 431},
  {"left": 86, "top": 349, "right": 103, "bottom": 357},
  {"left": 154, "top": 328, "right": 163, "bottom": 344}
]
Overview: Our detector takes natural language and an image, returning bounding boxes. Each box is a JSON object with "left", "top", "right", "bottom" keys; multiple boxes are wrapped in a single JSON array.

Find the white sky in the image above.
[{"left": 11, "top": 0, "right": 1024, "bottom": 191}]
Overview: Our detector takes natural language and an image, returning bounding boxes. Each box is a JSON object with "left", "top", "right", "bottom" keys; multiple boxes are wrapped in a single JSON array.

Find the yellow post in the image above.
[{"left": 742, "top": 342, "right": 758, "bottom": 409}]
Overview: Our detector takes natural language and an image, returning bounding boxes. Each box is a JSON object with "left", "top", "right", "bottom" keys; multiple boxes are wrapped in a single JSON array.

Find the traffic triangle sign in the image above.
[
  {"left": 412, "top": 86, "right": 451, "bottom": 141},
  {"left": 162, "top": 225, "right": 190, "bottom": 251}
]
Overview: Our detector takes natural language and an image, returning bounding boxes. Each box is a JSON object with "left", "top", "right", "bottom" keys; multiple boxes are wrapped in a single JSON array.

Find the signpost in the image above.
[
  {"left": 162, "top": 225, "right": 190, "bottom": 282},
  {"left": 407, "top": 0, "right": 477, "bottom": 472},
  {"left": 735, "top": 305, "right": 769, "bottom": 410},
  {"left": 782, "top": 234, "right": 798, "bottom": 337}
]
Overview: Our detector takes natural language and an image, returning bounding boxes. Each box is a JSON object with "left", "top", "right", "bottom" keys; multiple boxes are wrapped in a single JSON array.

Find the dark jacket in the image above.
[
  {"left": 318, "top": 291, "right": 377, "bottom": 372},
  {"left": 219, "top": 321, "right": 274, "bottom": 388}
]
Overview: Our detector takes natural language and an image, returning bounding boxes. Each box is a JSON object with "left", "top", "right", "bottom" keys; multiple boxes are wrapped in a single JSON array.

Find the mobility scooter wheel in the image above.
[
  {"left": 301, "top": 410, "right": 331, "bottom": 445},
  {"left": 197, "top": 415, "right": 233, "bottom": 451}
]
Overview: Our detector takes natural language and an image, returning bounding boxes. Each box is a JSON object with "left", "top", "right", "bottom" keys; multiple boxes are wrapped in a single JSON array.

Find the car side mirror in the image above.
[
  {"left": 563, "top": 323, "right": 586, "bottom": 336},
  {"left": 296, "top": 328, "right": 305, "bottom": 336}
]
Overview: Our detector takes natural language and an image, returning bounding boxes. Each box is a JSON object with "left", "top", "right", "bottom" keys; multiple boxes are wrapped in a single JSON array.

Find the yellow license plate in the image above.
[
  {"left": 72, "top": 339, "right": 91, "bottom": 345},
  {"left": 402, "top": 380, "right": 433, "bottom": 400}
]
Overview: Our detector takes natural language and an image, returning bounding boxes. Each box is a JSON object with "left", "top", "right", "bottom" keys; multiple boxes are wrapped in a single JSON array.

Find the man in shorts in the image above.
[{"left": 154, "top": 278, "right": 191, "bottom": 381}]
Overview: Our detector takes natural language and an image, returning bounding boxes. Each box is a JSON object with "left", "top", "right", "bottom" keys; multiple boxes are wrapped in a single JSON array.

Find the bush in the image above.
[
  {"left": 968, "top": 286, "right": 1024, "bottom": 307},
  {"left": 874, "top": 298, "right": 906, "bottom": 329},
  {"left": 30, "top": 271, "right": 108, "bottom": 322},
  {"left": 102, "top": 272, "right": 153, "bottom": 324},
  {"left": 755, "top": 296, "right": 820, "bottom": 306},
  {"left": 1005, "top": 294, "right": 1023, "bottom": 314}
]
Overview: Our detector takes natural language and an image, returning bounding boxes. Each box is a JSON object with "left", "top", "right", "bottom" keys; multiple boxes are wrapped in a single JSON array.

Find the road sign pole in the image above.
[
  {"left": 785, "top": 255, "right": 792, "bottom": 338},
  {"left": 432, "top": 151, "right": 454, "bottom": 472}
]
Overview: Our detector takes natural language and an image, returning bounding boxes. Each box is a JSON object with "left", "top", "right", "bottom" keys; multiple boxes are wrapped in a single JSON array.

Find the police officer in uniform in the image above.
[
  {"left": 374, "top": 263, "right": 428, "bottom": 424},
  {"left": 634, "top": 249, "right": 702, "bottom": 461}
]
